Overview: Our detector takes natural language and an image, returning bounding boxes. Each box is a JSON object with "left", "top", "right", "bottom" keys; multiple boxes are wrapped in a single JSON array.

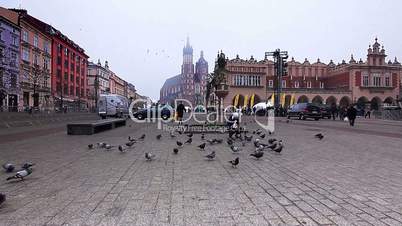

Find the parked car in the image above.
[
  {"left": 98, "top": 94, "right": 129, "bottom": 119},
  {"left": 319, "top": 105, "right": 332, "bottom": 119},
  {"left": 132, "top": 105, "right": 171, "bottom": 120},
  {"left": 287, "top": 103, "right": 321, "bottom": 120}
]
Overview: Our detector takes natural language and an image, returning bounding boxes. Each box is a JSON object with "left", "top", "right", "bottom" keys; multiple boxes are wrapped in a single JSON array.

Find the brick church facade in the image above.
[{"left": 160, "top": 37, "right": 208, "bottom": 107}]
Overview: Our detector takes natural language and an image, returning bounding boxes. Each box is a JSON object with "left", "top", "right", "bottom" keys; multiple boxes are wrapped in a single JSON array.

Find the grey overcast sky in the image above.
[{"left": 2, "top": 0, "right": 402, "bottom": 100}]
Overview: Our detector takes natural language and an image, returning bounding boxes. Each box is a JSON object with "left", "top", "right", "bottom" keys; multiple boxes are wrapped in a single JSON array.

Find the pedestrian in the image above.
[
  {"left": 346, "top": 105, "right": 357, "bottom": 126},
  {"left": 176, "top": 102, "right": 185, "bottom": 125},
  {"left": 365, "top": 108, "right": 371, "bottom": 119},
  {"left": 330, "top": 103, "right": 337, "bottom": 120}
]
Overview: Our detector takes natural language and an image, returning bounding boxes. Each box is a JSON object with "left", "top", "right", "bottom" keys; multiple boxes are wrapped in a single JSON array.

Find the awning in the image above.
[
  {"left": 233, "top": 94, "right": 239, "bottom": 107},
  {"left": 243, "top": 95, "right": 249, "bottom": 108},
  {"left": 250, "top": 94, "right": 255, "bottom": 107}
]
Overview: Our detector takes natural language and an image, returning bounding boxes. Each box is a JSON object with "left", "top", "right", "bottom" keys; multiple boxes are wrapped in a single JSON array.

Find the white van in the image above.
[{"left": 98, "top": 94, "right": 129, "bottom": 119}]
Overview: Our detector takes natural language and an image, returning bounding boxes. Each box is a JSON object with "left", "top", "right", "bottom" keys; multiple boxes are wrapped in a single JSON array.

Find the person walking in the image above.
[
  {"left": 346, "top": 105, "right": 357, "bottom": 126},
  {"left": 331, "top": 103, "right": 337, "bottom": 120},
  {"left": 176, "top": 102, "right": 185, "bottom": 125},
  {"left": 365, "top": 108, "right": 371, "bottom": 119}
]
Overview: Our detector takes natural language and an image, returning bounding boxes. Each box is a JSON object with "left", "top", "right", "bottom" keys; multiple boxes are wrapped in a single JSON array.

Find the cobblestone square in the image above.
[{"left": 1, "top": 117, "right": 402, "bottom": 225}]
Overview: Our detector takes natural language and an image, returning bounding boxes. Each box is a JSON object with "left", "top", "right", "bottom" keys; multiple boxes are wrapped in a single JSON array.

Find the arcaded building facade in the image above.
[{"left": 222, "top": 38, "right": 401, "bottom": 110}]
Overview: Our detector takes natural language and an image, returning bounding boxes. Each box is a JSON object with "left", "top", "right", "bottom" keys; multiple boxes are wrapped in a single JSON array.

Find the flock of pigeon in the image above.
[
  {"left": 0, "top": 122, "right": 325, "bottom": 208},
  {"left": 1, "top": 162, "right": 35, "bottom": 206}
]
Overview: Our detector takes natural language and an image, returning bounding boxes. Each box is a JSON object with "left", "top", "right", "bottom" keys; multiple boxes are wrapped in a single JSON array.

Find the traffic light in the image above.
[{"left": 282, "top": 56, "right": 288, "bottom": 76}]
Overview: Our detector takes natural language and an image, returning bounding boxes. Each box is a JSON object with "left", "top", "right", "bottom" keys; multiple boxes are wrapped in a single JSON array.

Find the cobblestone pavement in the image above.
[{"left": 0, "top": 117, "right": 402, "bottom": 226}]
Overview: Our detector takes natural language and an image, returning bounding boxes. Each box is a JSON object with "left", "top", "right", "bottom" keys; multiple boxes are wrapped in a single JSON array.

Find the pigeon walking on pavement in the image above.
[
  {"left": 0, "top": 193, "right": 5, "bottom": 206},
  {"left": 145, "top": 153, "right": 155, "bottom": 161},
  {"left": 156, "top": 134, "right": 162, "bottom": 140},
  {"left": 185, "top": 138, "right": 192, "bottom": 144},
  {"left": 230, "top": 145, "right": 242, "bottom": 153},
  {"left": 176, "top": 141, "right": 183, "bottom": 148},
  {"left": 125, "top": 141, "right": 135, "bottom": 148},
  {"left": 128, "top": 136, "right": 136, "bottom": 142},
  {"left": 2, "top": 163, "right": 15, "bottom": 173},
  {"left": 173, "top": 148, "right": 179, "bottom": 154},
  {"left": 187, "top": 133, "right": 193, "bottom": 138},
  {"left": 315, "top": 133, "right": 324, "bottom": 140},
  {"left": 228, "top": 157, "right": 239, "bottom": 168},
  {"left": 260, "top": 134, "right": 266, "bottom": 139},
  {"left": 138, "top": 134, "right": 146, "bottom": 140},
  {"left": 118, "top": 145, "right": 127, "bottom": 153},
  {"left": 21, "top": 163, "right": 35, "bottom": 170},
  {"left": 250, "top": 151, "right": 264, "bottom": 159},
  {"left": 198, "top": 143, "right": 206, "bottom": 150},
  {"left": 201, "top": 133, "right": 205, "bottom": 140},
  {"left": 6, "top": 168, "right": 33, "bottom": 181},
  {"left": 205, "top": 151, "right": 216, "bottom": 160},
  {"left": 268, "top": 138, "right": 277, "bottom": 144},
  {"left": 88, "top": 144, "right": 94, "bottom": 149},
  {"left": 227, "top": 139, "right": 234, "bottom": 146}
]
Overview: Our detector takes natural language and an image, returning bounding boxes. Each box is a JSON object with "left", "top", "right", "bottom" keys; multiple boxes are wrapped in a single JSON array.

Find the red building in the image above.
[{"left": 50, "top": 28, "right": 88, "bottom": 110}]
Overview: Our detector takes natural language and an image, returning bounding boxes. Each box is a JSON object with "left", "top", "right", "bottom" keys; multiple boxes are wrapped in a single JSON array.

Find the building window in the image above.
[
  {"left": 268, "top": 80, "right": 273, "bottom": 88},
  {"left": 22, "top": 48, "right": 29, "bottom": 61},
  {"left": 294, "top": 81, "right": 299, "bottom": 88},
  {"left": 22, "top": 30, "right": 28, "bottom": 42},
  {"left": 385, "top": 76, "right": 390, "bottom": 87},
  {"left": 57, "top": 69, "right": 61, "bottom": 79},
  {"left": 43, "top": 41, "right": 49, "bottom": 53},
  {"left": 12, "top": 36, "right": 18, "bottom": 46},
  {"left": 33, "top": 35, "right": 39, "bottom": 47},
  {"left": 362, "top": 74, "right": 369, "bottom": 87},
  {"left": 64, "top": 72, "right": 68, "bottom": 81},
  {"left": 373, "top": 74, "right": 381, "bottom": 87},
  {"left": 57, "top": 56, "right": 62, "bottom": 65},
  {"left": 281, "top": 80, "right": 286, "bottom": 88},
  {"left": 319, "top": 82, "right": 324, "bottom": 89},
  {"left": 64, "top": 48, "right": 68, "bottom": 56},
  {"left": 307, "top": 81, "right": 312, "bottom": 88},
  {"left": 34, "top": 54, "right": 38, "bottom": 65}
]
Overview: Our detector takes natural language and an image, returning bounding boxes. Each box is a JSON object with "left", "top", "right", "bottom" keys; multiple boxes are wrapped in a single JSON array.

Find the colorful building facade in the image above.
[
  {"left": 0, "top": 11, "right": 20, "bottom": 111},
  {"left": 220, "top": 38, "right": 401, "bottom": 110}
]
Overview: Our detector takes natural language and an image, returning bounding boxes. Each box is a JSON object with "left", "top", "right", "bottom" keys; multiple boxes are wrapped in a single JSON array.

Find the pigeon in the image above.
[
  {"left": 207, "top": 139, "right": 215, "bottom": 144},
  {"left": 173, "top": 148, "right": 179, "bottom": 154},
  {"left": 170, "top": 132, "right": 176, "bottom": 138},
  {"left": 104, "top": 144, "right": 113, "bottom": 150},
  {"left": 145, "top": 152, "right": 155, "bottom": 161},
  {"left": 228, "top": 157, "right": 239, "bottom": 168},
  {"left": 6, "top": 168, "right": 33, "bottom": 181},
  {"left": 214, "top": 139, "right": 223, "bottom": 144},
  {"left": 187, "top": 133, "right": 193, "bottom": 138},
  {"left": 128, "top": 136, "right": 136, "bottom": 142},
  {"left": 260, "top": 134, "right": 266, "bottom": 139},
  {"left": 268, "top": 130, "right": 272, "bottom": 135},
  {"left": 227, "top": 139, "right": 234, "bottom": 146},
  {"left": 2, "top": 163, "right": 15, "bottom": 173},
  {"left": 256, "top": 130, "right": 262, "bottom": 135},
  {"left": 255, "top": 145, "right": 265, "bottom": 152},
  {"left": 286, "top": 119, "right": 290, "bottom": 123},
  {"left": 185, "top": 138, "right": 192, "bottom": 144},
  {"left": 254, "top": 139, "right": 260, "bottom": 147},
  {"left": 21, "top": 163, "right": 35, "bottom": 170},
  {"left": 139, "top": 134, "right": 146, "bottom": 140},
  {"left": 0, "top": 193, "right": 5, "bottom": 206},
  {"left": 88, "top": 144, "right": 94, "bottom": 149},
  {"left": 230, "top": 145, "right": 242, "bottom": 153},
  {"left": 198, "top": 143, "right": 206, "bottom": 150},
  {"left": 118, "top": 145, "right": 126, "bottom": 153},
  {"left": 272, "top": 142, "right": 283, "bottom": 154},
  {"left": 125, "top": 141, "right": 135, "bottom": 148},
  {"left": 244, "top": 135, "right": 253, "bottom": 142},
  {"left": 201, "top": 134, "right": 205, "bottom": 140},
  {"left": 315, "top": 133, "right": 324, "bottom": 140},
  {"left": 156, "top": 134, "right": 162, "bottom": 140},
  {"left": 268, "top": 138, "right": 277, "bottom": 144},
  {"left": 97, "top": 142, "right": 107, "bottom": 148},
  {"left": 205, "top": 151, "right": 216, "bottom": 160},
  {"left": 176, "top": 141, "right": 183, "bottom": 147},
  {"left": 177, "top": 130, "right": 183, "bottom": 135},
  {"left": 228, "top": 130, "right": 236, "bottom": 138},
  {"left": 250, "top": 151, "right": 264, "bottom": 159}
]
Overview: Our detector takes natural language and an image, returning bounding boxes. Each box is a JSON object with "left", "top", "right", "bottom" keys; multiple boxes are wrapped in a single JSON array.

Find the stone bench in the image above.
[{"left": 67, "top": 118, "right": 126, "bottom": 135}]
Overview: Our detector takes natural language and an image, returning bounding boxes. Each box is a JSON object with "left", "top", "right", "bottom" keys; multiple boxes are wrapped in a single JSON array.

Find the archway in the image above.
[
  {"left": 357, "top": 96, "right": 369, "bottom": 109},
  {"left": 339, "top": 96, "right": 351, "bottom": 108},
  {"left": 284, "top": 95, "right": 292, "bottom": 107},
  {"left": 370, "top": 96, "right": 382, "bottom": 110},
  {"left": 312, "top": 95, "right": 323, "bottom": 105},
  {"left": 326, "top": 96, "right": 337, "bottom": 106},
  {"left": 232, "top": 94, "right": 245, "bottom": 109},
  {"left": 297, "top": 95, "right": 309, "bottom": 103},
  {"left": 384, "top": 97, "right": 394, "bottom": 105}
]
